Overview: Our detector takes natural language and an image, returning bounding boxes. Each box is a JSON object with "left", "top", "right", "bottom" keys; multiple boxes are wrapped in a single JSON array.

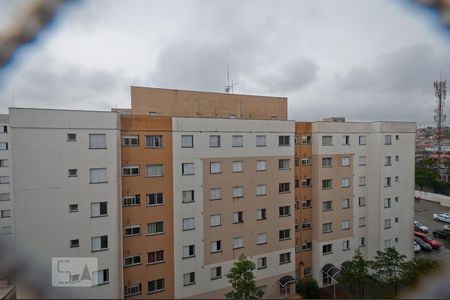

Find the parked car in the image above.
[
  {"left": 433, "top": 213, "right": 450, "bottom": 223},
  {"left": 414, "top": 241, "right": 421, "bottom": 252},
  {"left": 433, "top": 228, "right": 450, "bottom": 239},
  {"left": 444, "top": 225, "right": 450, "bottom": 230},
  {"left": 414, "top": 221, "right": 429, "bottom": 233},
  {"left": 414, "top": 236, "right": 432, "bottom": 251},
  {"left": 415, "top": 231, "right": 441, "bottom": 249}
]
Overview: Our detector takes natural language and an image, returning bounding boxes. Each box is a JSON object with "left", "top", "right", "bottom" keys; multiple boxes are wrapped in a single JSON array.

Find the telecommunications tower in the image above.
[{"left": 434, "top": 76, "right": 447, "bottom": 173}]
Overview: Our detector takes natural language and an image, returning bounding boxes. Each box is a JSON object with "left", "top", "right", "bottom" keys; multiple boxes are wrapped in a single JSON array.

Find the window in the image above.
[
  {"left": 279, "top": 206, "right": 291, "bottom": 217},
  {"left": 70, "top": 239, "right": 79, "bottom": 248},
  {"left": 91, "top": 236, "right": 108, "bottom": 252},
  {"left": 90, "top": 202, "right": 107, "bottom": 217},
  {"left": 359, "top": 237, "right": 366, "bottom": 247},
  {"left": 211, "top": 266, "right": 222, "bottom": 280},
  {"left": 342, "top": 240, "right": 350, "bottom": 251},
  {"left": 278, "top": 159, "right": 290, "bottom": 170},
  {"left": 358, "top": 156, "right": 366, "bottom": 166},
  {"left": 395, "top": 155, "right": 399, "bottom": 161},
  {"left": 342, "top": 135, "right": 350, "bottom": 145},
  {"left": 232, "top": 135, "right": 243, "bottom": 147},
  {"left": 0, "top": 193, "right": 9, "bottom": 201},
  {"left": 279, "top": 135, "right": 290, "bottom": 146},
  {"left": 209, "top": 240, "right": 222, "bottom": 253},
  {"left": 322, "top": 244, "right": 332, "bottom": 255},
  {"left": 89, "top": 134, "right": 106, "bottom": 149},
  {"left": 122, "top": 166, "right": 140, "bottom": 176},
  {"left": 279, "top": 252, "right": 291, "bottom": 264},
  {"left": 0, "top": 210, "right": 10, "bottom": 218},
  {"left": 183, "top": 245, "right": 195, "bottom": 258},
  {"left": 279, "top": 229, "right": 291, "bottom": 240},
  {"left": 89, "top": 168, "right": 107, "bottom": 184},
  {"left": 123, "top": 195, "right": 140, "bottom": 206},
  {"left": 342, "top": 178, "right": 350, "bottom": 188},
  {"left": 395, "top": 217, "right": 399, "bottom": 223},
  {"left": 256, "top": 160, "right": 266, "bottom": 171},
  {"left": 358, "top": 197, "right": 366, "bottom": 207},
  {"left": 124, "top": 255, "right": 141, "bottom": 266},
  {"left": 69, "top": 204, "right": 78, "bottom": 212},
  {"left": 323, "top": 223, "right": 332, "bottom": 233},
  {"left": 279, "top": 182, "right": 290, "bottom": 193},
  {"left": 67, "top": 133, "right": 76, "bottom": 142},
  {"left": 68, "top": 169, "right": 78, "bottom": 177},
  {"left": 304, "top": 267, "right": 312, "bottom": 277},
  {"left": 302, "top": 179, "right": 311, "bottom": 187},
  {"left": 210, "top": 162, "right": 221, "bottom": 174},
  {"left": 233, "top": 211, "right": 244, "bottom": 224},
  {"left": 147, "top": 164, "right": 163, "bottom": 177},
  {"left": 233, "top": 237, "right": 244, "bottom": 249},
  {"left": 395, "top": 237, "right": 399, "bottom": 243},
  {"left": 395, "top": 176, "right": 399, "bottom": 182},
  {"left": 322, "top": 201, "right": 332, "bottom": 211},
  {"left": 181, "top": 135, "right": 194, "bottom": 148},
  {"left": 302, "top": 200, "right": 312, "bottom": 208},
  {"left": 210, "top": 214, "right": 221, "bottom": 227},
  {"left": 385, "top": 177, "right": 391, "bottom": 187},
  {"left": 395, "top": 196, "right": 399, "bottom": 202},
  {"left": 182, "top": 190, "right": 195, "bottom": 203},
  {"left": 359, "top": 135, "right": 366, "bottom": 145},
  {"left": 295, "top": 179, "right": 299, "bottom": 188},
  {"left": 302, "top": 222, "right": 312, "bottom": 230},
  {"left": 1, "top": 226, "right": 11, "bottom": 235},
  {"left": 384, "top": 198, "right": 391, "bottom": 208},
  {"left": 210, "top": 188, "right": 221, "bottom": 200},
  {"left": 341, "top": 157, "right": 350, "bottom": 167},
  {"left": 257, "top": 233, "right": 267, "bottom": 245},
  {"left": 0, "top": 125, "right": 6, "bottom": 133},
  {"left": 148, "top": 250, "right": 164, "bottom": 264},
  {"left": 342, "top": 220, "right": 350, "bottom": 230},
  {"left": 385, "top": 156, "right": 392, "bottom": 166},
  {"left": 256, "top": 135, "right": 266, "bottom": 147},
  {"left": 359, "top": 217, "right": 366, "bottom": 227},
  {"left": 256, "top": 208, "right": 267, "bottom": 220},
  {"left": 322, "top": 157, "right": 332, "bottom": 167},
  {"left": 0, "top": 176, "right": 8, "bottom": 184},
  {"left": 122, "top": 135, "right": 139, "bottom": 146},
  {"left": 147, "top": 221, "right": 164, "bottom": 235},
  {"left": 256, "top": 184, "right": 267, "bottom": 196},
  {"left": 182, "top": 218, "right": 195, "bottom": 231},
  {"left": 396, "top": 135, "right": 399, "bottom": 140},
  {"left": 0, "top": 142, "right": 7, "bottom": 150},
  {"left": 301, "top": 157, "right": 311, "bottom": 165},
  {"left": 145, "top": 135, "right": 163, "bottom": 148},
  {"left": 257, "top": 257, "right": 267, "bottom": 269},
  {"left": 359, "top": 176, "right": 366, "bottom": 186},
  {"left": 301, "top": 242, "right": 312, "bottom": 251},
  {"left": 123, "top": 225, "right": 141, "bottom": 236},
  {"left": 342, "top": 198, "right": 350, "bottom": 209},
  {"left": 148, "top": 278, "right": 165, "bottom": 293},
  {"left": 181, "top": 163, "right": 194, "bottom": 175},
  {"left": 232, "top": 161, "right": 243, "bottom": 173},
  {"left": 301, "top": 136, "right": 311, "bottom": 144},
  {"left": 384, "top": 218, "right": 391, "bottom": 229},
  {"left": 322, "top": 179, "right": 332, "bottom": 189},
  {"left": 125, "top": 283, "right": 142, "bottom": 296},
  {"left": 322, "top": 135, "right": 332, "bottom": 146},
  {"left": 385, "top": 135, "right": 392, "bottom": 145},
  {"left": 209, "top": 135, "right": 221, "bottom": 147},
  {"left": 92, "top": 269, "right": 109, "bottom": 285},
  {"left": 233, "top": 186, "right": 244, "bottom": 198},
  {"left": 0, "top": 159, "right": 8, "bottom": 167},
  {"left": 384, "top": 239, "right": 391, "bottom": 249},
  {"left": 146, "top": 193, "right": 163, "bottom": 206}
]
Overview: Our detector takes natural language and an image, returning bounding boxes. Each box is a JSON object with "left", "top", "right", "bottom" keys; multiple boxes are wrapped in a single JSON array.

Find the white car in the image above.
[
  {"left": 433, "top": 213, "right": 450, "bottom": 223},
  {"left": 414, "top": 221, "right": 429, "bottom": 232},
  {"left": 414, "top": 241, "right": 421, "bottom": 252}
]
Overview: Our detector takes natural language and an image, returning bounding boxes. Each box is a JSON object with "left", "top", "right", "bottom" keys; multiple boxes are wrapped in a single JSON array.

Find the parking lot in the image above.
[{"left": 414, "top": 199, "right": 450, "bottom": 263}]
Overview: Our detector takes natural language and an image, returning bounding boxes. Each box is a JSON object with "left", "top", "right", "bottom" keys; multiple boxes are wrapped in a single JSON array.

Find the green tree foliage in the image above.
[
  {"left": 415, "top": 158, "right": 440, "bottom": 191},
  {"left": 225, "top": 255, "right": 264, "bottom": 299},
  {"left": 372, "top": 247, "right": 407, "bottom": 296},
  {"left": 339, "top": 249, "right": 371, "bottom": 298},
  {"left": 402, "top": 257, "right": 440, "bottom": 286},
  {"left": 296, "top": 277, "right": 320, "bottom": 299}
]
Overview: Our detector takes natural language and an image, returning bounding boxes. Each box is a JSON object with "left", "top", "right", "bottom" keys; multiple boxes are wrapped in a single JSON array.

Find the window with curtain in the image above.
[
  {"left": 89, "top": 134, "right": 107, "bottom": 149},
  {"left": 90, "top": 168, "right": 107, "bottom": 184}
]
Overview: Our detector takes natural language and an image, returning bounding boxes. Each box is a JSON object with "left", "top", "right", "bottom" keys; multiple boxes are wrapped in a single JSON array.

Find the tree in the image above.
[
  {"left": 402, "top": 257, "right": 440, "bottom": 286},
  {"left": 225, "top": 255, "right": 264, "bottom": 299},
  {"left": 339, "top": 248, "right": 371, "bottom": 298},
  {"left": 371, "top": 247, "right": 407, "bottom": 296},
  {"left": 296, "top": 277, "right": 320, "bottom": 299}
]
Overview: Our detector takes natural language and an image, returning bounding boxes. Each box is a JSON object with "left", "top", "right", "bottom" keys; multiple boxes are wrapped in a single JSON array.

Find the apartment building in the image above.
[
  {"left": 308, "top": 119, "right": 415, "bottom": 287},
  {"left": 0, "top": 115, "right": 11, "bottom": 241},
  {"left": 10, "top": 108, "right": 122, "bottom": 298}
]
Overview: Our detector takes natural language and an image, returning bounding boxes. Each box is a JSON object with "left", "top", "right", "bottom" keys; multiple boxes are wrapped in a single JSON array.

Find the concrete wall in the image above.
[
  {"left": 415, "top": 190, "right": 450, "bottom": 208},
  {"left": 0, "top": 115, "right": 12, "bottom": 243}
]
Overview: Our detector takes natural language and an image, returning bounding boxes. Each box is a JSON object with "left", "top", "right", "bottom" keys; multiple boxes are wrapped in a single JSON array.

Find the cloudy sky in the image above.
[{"left": 0, "top": 0, "right": 449, "bottom": 125}]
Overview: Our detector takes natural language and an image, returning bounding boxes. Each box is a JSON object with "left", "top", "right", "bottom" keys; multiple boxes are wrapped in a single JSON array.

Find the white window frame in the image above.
[
  {"left": 210, "top": 214, "right": 221, "bottom": 227},
  {"left": 89, "top": 168, "right": 107, "bottom": 184},
  {"left": 182, "top": 217, "right": 195, "bottom": 231},
  {"left": 181, "top": 163, "right": 194, "bottom": 175},
  {"left": 181, "top": 135, "right": 194, "bottom": 148},
  {"left": 232, "top": 135, "right": 243, "bottom": 147},
  {"left": 256, "top": 135, "right": 266, "bottom": 147},
  {"left": 210, "top": 162, "right": 221, "bottom": 174},
  {"left": 232, "top": 161, "right": 243, "bottom": 173},
  {"left": 233, "top": 237, "right": 244, "bottom": 249},
  {"left": 257, "top": 233, "right": 267, "bottom": 245},
  {"left": 233, "top": 186, "right": 244, "bottom": 198},
  {"left": 256, "top": 160, "right": 266, "bottom": 171},
  {"left": 146, "top": 164, "right": 163, "bottom": 177},
  {"left": 122, "top": 165, "right": 140, "bottom": 176},
  {"left": 89, "top": 134, "right": 107, "bottom": 149},
  {"left": 209, "top": 135, "right": 221, "bottom": 148},
  {"left": 256, "top": 184, "right": 267, "bottom": 196},
  {"left": 209, "top": 188, "right": 221, "bottom": 200}
]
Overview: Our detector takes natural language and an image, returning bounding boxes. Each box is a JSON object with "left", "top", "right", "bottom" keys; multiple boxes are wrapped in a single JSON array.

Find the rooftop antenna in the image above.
[
  {"left": 225, "top": 64, "right": 239, "bottom": 94},
  {"left": 433, "top": 73, "right": 447, "bottom": 177}
]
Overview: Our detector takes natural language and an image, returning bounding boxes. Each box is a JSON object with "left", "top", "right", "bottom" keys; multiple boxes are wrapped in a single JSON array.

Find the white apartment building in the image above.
[
  {"left": 0, "top": 115, "right": 12, "bottom": 241},
  {"left": 310, "top": 119, "right": 415, "bottom": 287},
  {"left": 10, "top": 108, "right": 122, "bottom": 298}
]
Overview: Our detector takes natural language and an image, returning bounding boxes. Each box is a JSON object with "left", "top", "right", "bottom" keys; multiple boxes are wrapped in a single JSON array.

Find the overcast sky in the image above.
[{"left": 0, "top": 0, "right": 449, "bottom": 125}]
